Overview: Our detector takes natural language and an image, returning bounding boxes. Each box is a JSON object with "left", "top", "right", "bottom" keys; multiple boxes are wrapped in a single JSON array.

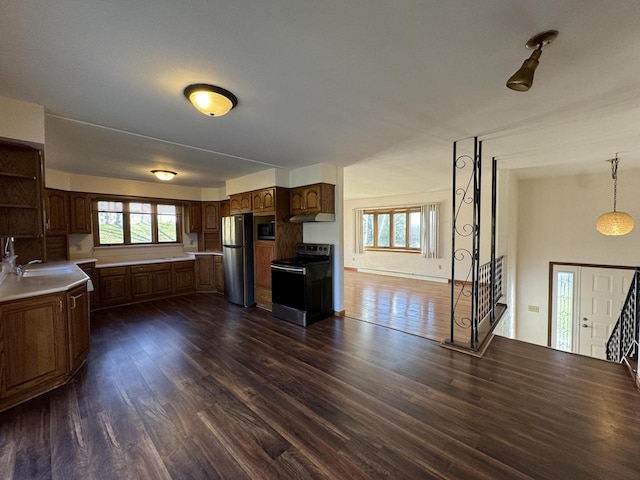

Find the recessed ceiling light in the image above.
[{"left": 183, "top": 83, "right": 238, "bottom": 117}]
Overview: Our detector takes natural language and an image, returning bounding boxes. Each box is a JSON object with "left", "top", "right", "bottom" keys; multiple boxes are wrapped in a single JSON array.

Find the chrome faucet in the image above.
[
  {"left": 3, "top": 237, "right": 14, "bottom": 258},
  {"left": 16, "top": 259, "right": 42, "bottom": 276}
]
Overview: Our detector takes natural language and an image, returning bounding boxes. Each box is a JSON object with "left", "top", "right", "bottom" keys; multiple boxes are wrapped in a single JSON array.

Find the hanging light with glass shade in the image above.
[{"left": 596, "top": 154, "right": 634, "bottom": 236}]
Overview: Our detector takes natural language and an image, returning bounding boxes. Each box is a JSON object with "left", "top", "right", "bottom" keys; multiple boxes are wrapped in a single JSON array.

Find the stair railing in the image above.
[{"left": 606, "top": 268, "right": 640, "bottom": 363}]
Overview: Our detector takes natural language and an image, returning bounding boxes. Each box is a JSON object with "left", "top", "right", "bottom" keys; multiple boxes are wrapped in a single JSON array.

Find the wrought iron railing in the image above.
[
  {"left": 606, "top": 269, "right": 640, "bottom": 363},
  {"left": 448, "top": 136, "right": 506, "bottom": 353},
  {"left": 478, "top": 255, "right": 504, "bottom": 323}
]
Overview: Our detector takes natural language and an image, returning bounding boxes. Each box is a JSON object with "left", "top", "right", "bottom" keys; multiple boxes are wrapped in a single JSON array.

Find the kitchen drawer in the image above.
[
  {"left": 99, "top": 266, "right": 128, "bottom": 277},
  {"left": 130, "top": 263, "right": 171, "bottom": 274}
]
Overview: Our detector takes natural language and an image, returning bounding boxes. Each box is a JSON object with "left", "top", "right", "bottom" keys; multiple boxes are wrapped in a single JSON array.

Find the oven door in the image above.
[{"left": 271, "top": 264, "right": 306, "bottom": 311}]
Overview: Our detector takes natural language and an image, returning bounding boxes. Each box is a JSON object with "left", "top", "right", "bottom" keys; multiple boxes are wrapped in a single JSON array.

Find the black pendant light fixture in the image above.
[{"left": 507, "top": 30, "right": 558, "bottom": 92}]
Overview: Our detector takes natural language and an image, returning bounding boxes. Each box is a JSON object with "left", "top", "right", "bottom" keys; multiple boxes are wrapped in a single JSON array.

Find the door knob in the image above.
[{"left": 582, "top": 324, "right": 591, "bottom": 328}]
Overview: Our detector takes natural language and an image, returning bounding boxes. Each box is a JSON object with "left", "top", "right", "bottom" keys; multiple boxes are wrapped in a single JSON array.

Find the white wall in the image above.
[
  {"left": 515, "top": 169, "right": 640, "bottom": 346},
  {"left": 0, "top": 97, "right": 45, "bottom": 147},
  {"left": 45, "top": 169, "right": 205, "bottom": 263},
  {"left": 225, "top": 168, "right": 290, "bottom": 194},
  {"left": 344, "top": 189, "right": 451, "bottom": 281},
  {"left": 45, "top": 169, "right": 206, "bottom": 201}
]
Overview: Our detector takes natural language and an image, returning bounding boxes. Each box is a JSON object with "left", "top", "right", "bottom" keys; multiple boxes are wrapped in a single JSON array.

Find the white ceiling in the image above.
[{"left": 2, "top": 1, "right": 640, "bottom": 199}]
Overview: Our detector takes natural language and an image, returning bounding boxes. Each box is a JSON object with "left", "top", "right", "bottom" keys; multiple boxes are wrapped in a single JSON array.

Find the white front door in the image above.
[{"left": 578, "top": 267, "right": 632, "bottom": 359}]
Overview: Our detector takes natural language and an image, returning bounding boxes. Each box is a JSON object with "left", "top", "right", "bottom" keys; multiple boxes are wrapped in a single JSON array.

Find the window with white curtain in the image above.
[{"left": 355, "top": 203, "right": 439, "bottom": 256}]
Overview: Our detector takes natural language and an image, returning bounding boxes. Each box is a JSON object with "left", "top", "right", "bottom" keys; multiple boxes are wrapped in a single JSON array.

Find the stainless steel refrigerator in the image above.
[{"left": 222, "top": 213, "right": 255, "bottom": 307}]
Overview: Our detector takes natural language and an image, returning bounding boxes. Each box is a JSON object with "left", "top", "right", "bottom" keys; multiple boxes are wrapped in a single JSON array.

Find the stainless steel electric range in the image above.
[{"left": 271, "top": 243, "right": 333, "bottom": 327}]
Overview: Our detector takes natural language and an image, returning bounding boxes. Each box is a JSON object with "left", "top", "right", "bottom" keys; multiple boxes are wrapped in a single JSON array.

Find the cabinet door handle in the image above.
[
  {"left": 70, "top": 294, "right": 83, "bottom": 309},
  {"left": 59, "top": 300, "right": 63, "bottom": 312}
]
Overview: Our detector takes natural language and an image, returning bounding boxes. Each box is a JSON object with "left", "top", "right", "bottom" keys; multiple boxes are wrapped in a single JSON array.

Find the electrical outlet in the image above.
[
  {"left": 190, "top": 239, "right": 194, "bottom": 246},
  {"left": 438, "top": 264, "right": 442, "bottom": 270},
  {"left": 528, "top": 305, "right": 540, "bottom": 313},
  {"left": 75, "top": 243, "right": 82, "bottom": 252}
]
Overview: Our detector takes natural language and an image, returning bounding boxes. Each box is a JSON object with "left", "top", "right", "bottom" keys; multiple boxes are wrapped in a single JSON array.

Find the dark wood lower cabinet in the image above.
[
  {"left": 195, "top": 255, "right": 215, "bottom": 291},
  {"left": 196, "top": 255, "right": 224, "bottom": 294},
  {"left": 98, "top": 266, "right": 131, "bottom": 307},
  {"left": 213, "top": 255, "right": 224, "bottom": 294},
  {"left": 0, "top": 294, "right": 67, "bottom": 411},
  {"left": 174, "top": 261, "right": 196, "bottom": 294},
  {"left": 77, "top": 261, "right": 97, "bottom": 306},
  {"left": 67, "top": 284, "right": 90, "bottom": 374},
  {"left": 96, "top": 260, "right": 197, "bottom": 309},
  {"left": 131, "top": 264, "right": 172, "bottom": 301},
  {"left": 0, "top": 282, "right": 90, "bottom": 412}
]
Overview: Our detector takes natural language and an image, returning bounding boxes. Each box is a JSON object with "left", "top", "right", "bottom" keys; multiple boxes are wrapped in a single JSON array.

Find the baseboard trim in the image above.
[
  {"left": 355, "top": 268, "right": 448, "bottom": 284},
  {"left": 334, "top": 310, "right": 346, "bottom": 317},
  {"left": 344, "top": 267, "right": 357, "bottom": 271}
]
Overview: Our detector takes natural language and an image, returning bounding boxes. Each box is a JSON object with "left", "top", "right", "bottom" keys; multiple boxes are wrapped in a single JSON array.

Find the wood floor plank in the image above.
[
  {"left": 344, "top": 269, "right": 471, "bottom": 342},
  {"left": 49, "top": 384, "right": 89, "bottom": 480},
  {"left": 1, "top": 293, "right": 640, "bottom": 479}
]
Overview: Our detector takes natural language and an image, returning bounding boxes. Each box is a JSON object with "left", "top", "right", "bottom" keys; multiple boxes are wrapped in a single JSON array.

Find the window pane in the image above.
[
  {"left": 556, "top": 272, "right": 574, "bottom": 352},
  {"left": 97, "top": 201, "right": 124, "bottom": 244},
  {"left": 362, "top": 214, "right": 374, "bottom": 247},
  {"left": 130, "top": 202, "right": 152, "bottom": 244},
  {"left": 409, "top": 211, "right": 421, "bottom": 248},
  {"left": 377, "top": 213, "right": 390, "bottom": 247},
  {"left": 158, "top": 204, "right": 178, "bottom": 242},
  {"left": 393, "top": 213, "right": 406, "bottom": 247}
]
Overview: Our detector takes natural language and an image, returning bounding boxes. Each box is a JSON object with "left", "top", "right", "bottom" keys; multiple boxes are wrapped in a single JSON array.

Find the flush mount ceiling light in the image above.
[
  {"left": 183, "top": 83, "right": 238, "bottom": 117},
  {"left": 596, "top": 155, "right": 634, "bottom": 236},
  {"left": 506, "top": 30, "right": 558, "bottom": 92},
  {"left": 151, "top": 169, "right": 177, "bottom": 181}
]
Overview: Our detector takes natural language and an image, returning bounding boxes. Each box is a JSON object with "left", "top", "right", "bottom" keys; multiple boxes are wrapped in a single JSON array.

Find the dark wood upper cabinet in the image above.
[
  {"left": 290, "top": 183, "right": 335, "bottom": 216},
  {"left": 220, "top": 200, "right": 230, "bottom": 217},
  {"left": 69, "top": 192, "right": 92, "bottom": 234},
  {"left": 253, "top": 188, "right": 276, "bottom": 214},
  {"left": 45, "top": 188, "right": 69, "bottom": 235},
  {"left": 186, "top": 201, "right": 202, "bottom": 233},
  {"left": 202, "top": 202, "right": 220, "bottom": 232},
  {"left": 0, "top": 142, "right": 43, "bottom": 237},
  {"left": 229, "top": 193, "right": 252, "bottom": 214}
]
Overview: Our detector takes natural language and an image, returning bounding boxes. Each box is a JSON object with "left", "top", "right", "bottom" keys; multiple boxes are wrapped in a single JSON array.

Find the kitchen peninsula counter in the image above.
[
  {"left": 0, "top": 261, "right": 91, "bottom": 303},
  {"left": 0, "top": 261, "right": 91, "bottom": 412}
]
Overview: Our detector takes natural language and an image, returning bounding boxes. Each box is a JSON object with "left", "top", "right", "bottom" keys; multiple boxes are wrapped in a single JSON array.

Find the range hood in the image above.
[{"left": 289, "top": 213, "right": 335, "bottom": 223}]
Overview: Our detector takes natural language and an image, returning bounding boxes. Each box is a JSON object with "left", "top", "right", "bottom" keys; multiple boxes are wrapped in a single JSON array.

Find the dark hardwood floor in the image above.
[{"left": 1, "top": 293, "right": 639, "bottom": 479}]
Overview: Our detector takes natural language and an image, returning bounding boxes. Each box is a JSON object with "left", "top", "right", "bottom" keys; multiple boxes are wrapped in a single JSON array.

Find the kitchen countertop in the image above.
[
  {"left": 73, "top": 258, "right": 98, "bottom": 265},
  {"left": 96, "top": 256, "right": 196, "bottom": 269},
  {"left": 0, "top": 261, "right": 91, "bottom": 303}
]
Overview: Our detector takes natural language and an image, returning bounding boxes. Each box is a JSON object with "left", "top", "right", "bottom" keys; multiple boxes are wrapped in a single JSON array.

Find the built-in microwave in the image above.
[{"left": 257, "top": 221, "right": 275, "bottom": 240}]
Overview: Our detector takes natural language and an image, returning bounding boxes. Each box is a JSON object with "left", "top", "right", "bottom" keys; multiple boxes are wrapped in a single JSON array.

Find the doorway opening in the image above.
[{"left": 549, "top": 263, "right": 634, "bottom": 360}]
